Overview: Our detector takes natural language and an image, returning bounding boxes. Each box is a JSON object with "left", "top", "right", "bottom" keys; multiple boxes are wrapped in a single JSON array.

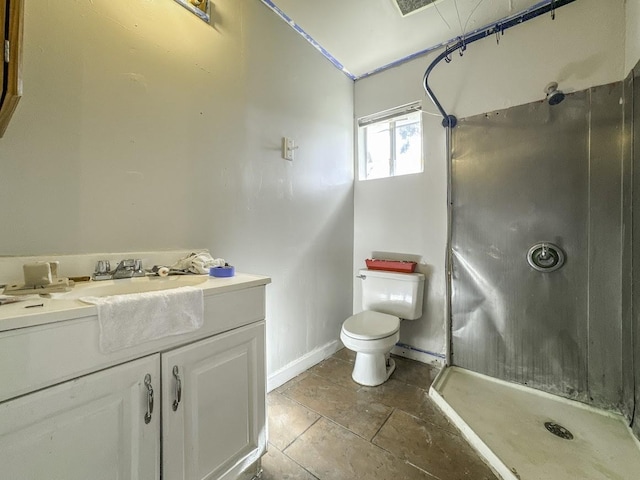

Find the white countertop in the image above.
[{"left": 0, "top": 273, "right": 271, "bottom": 333}]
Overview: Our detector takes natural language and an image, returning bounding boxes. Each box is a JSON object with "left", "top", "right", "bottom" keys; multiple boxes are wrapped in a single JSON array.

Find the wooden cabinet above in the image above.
[{"left": 0, "top": 0, "right": 23, "bottom": 138}]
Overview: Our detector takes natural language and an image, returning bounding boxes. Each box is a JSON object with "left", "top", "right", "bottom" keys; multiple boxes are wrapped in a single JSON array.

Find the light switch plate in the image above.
[{"left": 282, "top": 137, "right": 295, "bottom": 161}]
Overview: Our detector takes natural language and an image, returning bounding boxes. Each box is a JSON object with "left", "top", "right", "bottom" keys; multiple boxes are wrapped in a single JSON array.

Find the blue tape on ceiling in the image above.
[
  {"left": 359, "top": 43, "right": 446, "bottom": 80},
  {"left": 360, "top": 0, "right": 556, "bottom": 79},
  {"left": 261, "top": 0, "right": 563, "bottom": 82},
  {"left": 259, "top": 0, "right": 357, "bottom": 81},
  {"left": 422, "top": 0, "right": 577, "bottom": 127}
]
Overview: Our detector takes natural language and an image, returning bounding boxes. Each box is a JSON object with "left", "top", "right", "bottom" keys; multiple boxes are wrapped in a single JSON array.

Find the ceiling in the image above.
[{"left": 262, "top": 0, "right": 547, "bottom": 79}]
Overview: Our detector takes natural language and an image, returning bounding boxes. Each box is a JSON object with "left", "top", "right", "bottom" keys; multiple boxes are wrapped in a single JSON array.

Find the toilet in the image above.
[{"left": 340, "top": 268, "right": 425, "bottom": 386}]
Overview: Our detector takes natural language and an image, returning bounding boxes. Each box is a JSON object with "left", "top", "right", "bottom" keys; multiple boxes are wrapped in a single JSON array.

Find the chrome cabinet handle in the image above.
[
  {"left": 172, "top": 365, "right": 182, "bottom": 411},
  {"left": 355, "top": 274, "right": 366, "bottom": 279},
  {"left": 144, "top": 373, "right": 154, "bottom": 424}
]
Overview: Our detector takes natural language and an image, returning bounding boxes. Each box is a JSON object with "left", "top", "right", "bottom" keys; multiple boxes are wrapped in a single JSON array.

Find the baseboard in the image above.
[
  {"left": 392, "top": 343, "right": 445, "bottom": 366},
  {"left": 267, "top": 339, "right": 342, "bottom": 392}
]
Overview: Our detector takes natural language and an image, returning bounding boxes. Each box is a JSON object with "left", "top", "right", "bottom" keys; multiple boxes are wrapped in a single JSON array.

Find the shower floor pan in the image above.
[{"left": 430, "top": 367, "right": 640, "bottom": 480}]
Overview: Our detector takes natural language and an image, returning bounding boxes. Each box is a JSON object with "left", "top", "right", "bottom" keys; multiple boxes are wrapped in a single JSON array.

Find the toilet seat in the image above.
[{"left": 341, "top": 311, "right": 399, "bottom": 340}]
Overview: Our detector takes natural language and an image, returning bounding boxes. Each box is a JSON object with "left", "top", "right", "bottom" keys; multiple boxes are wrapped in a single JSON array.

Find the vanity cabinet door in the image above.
[
  {"left": 162, "top": 321, "right": 266, "bottom": 480},
  {"left": 0, "top": 354, "right": 161, "bottom": 480}
]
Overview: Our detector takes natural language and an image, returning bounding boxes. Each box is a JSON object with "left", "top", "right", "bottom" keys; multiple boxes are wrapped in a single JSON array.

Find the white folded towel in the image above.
[{"left": 81, "top": 286, "right": 204, "bottom": 353}]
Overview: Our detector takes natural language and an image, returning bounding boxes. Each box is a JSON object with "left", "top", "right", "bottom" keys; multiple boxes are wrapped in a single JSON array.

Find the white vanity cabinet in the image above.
[
  {"left": 162, "top": 322, "right": 266, "bottom": 480},
  {"left": 0, "top": 355, "right": 161, "bottom": 480},
  {"left": 0, "top": 276, "right": 269, "bottom": 480}
]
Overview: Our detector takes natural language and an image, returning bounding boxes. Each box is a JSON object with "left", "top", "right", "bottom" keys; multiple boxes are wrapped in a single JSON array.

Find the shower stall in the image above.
[
  {"left": 451, "top": 81, "right": 629, "bottom": 412},
  {"left": 427, "top": 66, "right": 640, "bottom": 478},
  {"left": 414, "top": 1, "right": 639, "bottom": 476}
]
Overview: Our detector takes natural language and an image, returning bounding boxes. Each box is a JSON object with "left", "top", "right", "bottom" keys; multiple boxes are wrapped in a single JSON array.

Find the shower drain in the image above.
[{"left": 544, "top": 422, "right": 574, "bottom": 440}]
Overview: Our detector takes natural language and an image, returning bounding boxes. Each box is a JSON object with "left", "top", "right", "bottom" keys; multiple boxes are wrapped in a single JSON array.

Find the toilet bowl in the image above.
[{"left": 340, "top": 311, "right": 400, "bottom": 386}]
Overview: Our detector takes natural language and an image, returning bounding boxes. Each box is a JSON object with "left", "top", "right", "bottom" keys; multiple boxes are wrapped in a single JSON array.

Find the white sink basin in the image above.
[{"left": 55, "top": 276, "right": 209, "bottom": 300}]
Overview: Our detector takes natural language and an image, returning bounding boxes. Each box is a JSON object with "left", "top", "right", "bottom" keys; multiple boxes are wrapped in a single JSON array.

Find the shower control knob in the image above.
[{"left": 527, "top": 242, "right": 565, "bottom": 273}]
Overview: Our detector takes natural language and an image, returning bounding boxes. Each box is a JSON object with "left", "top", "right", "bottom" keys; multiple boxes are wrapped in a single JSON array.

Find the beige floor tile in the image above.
[
  {"left": 282, "top": 374, "right": 393, "bottom": 441},
  {"left": 358, "top": 378, "right": 455, "bottom": 434},
  {"left": 285, "top": 418, "right": 433, "bottom": 480},
  {"left": 308, "top": 357, "right": 360, "bottom": 390},
  {"left": 273, "top": 371, "right": 311, "bottom": 394},
  {"left": 373, "top": 410, "right": 498, "bottom": 480},
  {"left": 261, "top": 443, "right": 319, "bottom": 480},
  {"left": 268, "top": 354, "right": 500, "bottom": 480},
  {"left": 332, "top": 347, "right": 355, "bottom": 363},
  {"left": 389, "top": 355, "right": 439, "bottom": 389},
  {"left": 268, "top": 392, "right": 321, "bottom": 451}
]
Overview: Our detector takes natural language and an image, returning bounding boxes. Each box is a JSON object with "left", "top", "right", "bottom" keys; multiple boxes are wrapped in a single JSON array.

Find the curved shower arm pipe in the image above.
[
  {"left": 423, "top": 46, "right": 461, "bottom": 128},
  {"left": 423, "top": 0, "right": 577, "bottom": 128}
]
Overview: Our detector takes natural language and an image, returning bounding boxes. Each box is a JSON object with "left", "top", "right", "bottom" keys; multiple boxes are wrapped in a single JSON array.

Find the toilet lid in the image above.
[{"left": 342, "top": 311, "right": 400, "bottom": 340}]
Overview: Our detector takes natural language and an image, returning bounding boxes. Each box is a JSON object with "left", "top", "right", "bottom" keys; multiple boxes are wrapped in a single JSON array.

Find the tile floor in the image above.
[{"left": 261, "top": 349, "right": 498, "bottom": 480}]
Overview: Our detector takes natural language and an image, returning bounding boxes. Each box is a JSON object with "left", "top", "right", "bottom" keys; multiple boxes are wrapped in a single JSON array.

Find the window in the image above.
[{"left": 358, "top": 103, "right": 423, "bottom": 181}]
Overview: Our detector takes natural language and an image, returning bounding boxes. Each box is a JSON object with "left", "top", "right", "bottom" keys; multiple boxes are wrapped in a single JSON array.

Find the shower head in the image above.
[{"left": 545, "top": 82, "right": 565, "bottom": 106}]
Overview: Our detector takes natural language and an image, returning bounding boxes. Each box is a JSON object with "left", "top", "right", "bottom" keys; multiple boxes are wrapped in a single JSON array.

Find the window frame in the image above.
[{"left": 357, "top": 102, "right": 423, "bottom": 181}]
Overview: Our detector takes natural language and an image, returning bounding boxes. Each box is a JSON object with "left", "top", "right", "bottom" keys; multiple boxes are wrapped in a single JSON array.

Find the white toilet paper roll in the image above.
[{"left": 157, "top": 267, "right": 170, "bottom": 277}]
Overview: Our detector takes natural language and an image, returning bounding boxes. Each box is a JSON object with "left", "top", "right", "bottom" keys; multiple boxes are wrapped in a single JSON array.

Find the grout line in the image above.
[
  {"left": 268, "top": 356, "right": 493, "bottom": 479},
  {"left": 273, "top": 439, "right": 321, "bottom": 480},
  {"left": 275, "top": 381, "right": 382, "bottom": 443},
  {"left": 317, "top": 414, "right": 388, "bottom": 444},
  {"left": 371, "top": 407, "right": 396, "bottom": 442},
  {"left": 276, "top": 389, "right": 326, "bottom": 421},
  {"left": 294, "top": 363, "right": 454, "bottom": 438},
  {"left": 364, "top": 409, "right": 447, "bottom": 480},
  {"left": 281, "top": 415, "right": 322, "bottom": 453},
  {"left": 280, "top": 453, "right": 321, "bottom": 479}
]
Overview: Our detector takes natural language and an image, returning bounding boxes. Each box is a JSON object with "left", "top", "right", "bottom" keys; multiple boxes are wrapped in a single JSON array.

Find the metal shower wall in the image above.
[
  {"left": 631, "top": 62, "right": 640, "bottom": 438},
  {"left": 450, "top": 83, "right": 625, "bottom": 409}
]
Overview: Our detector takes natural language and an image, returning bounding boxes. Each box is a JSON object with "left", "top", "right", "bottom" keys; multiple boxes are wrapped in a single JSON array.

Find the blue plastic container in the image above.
[{"left": 209, "top": 265, "right": 235, "bottom": 277}]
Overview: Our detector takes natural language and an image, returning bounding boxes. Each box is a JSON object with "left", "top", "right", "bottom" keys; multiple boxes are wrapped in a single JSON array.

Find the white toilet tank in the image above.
[{"left": 360, "top": 269, "right": 425, "bottom": 320}]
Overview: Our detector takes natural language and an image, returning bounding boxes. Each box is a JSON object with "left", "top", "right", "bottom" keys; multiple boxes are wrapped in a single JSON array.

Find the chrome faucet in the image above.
[
  {"left": 93, "top": 259, "right": 144, "bottom": 281},
  {"left": 112, "top": 259, "right": 145, "bottom": 279}
]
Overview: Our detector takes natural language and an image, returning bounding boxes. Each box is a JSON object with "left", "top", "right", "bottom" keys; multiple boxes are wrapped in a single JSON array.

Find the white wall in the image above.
[
  {"left": 354, "top": 0, "right": 626, "bottom": 361},
  {"left": 0, "top": 0, "right": 354, "bottom": 378},
  {"left": 627, "top": 0, "right": 640, "bottom": 73}
]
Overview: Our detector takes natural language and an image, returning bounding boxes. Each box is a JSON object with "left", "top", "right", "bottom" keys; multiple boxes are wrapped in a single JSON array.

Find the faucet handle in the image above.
[
  {"left": 95, "top": 260, "right": 108, "bottom": 274},
  {"left": 93, "top": 260, "right": 113, "bottom": 281},
  {"left": 118, "top": 259, "right": 135, "bottom": 269},
  {"left": 133, "top": 259, "right": 145, "bottom": 277}
]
